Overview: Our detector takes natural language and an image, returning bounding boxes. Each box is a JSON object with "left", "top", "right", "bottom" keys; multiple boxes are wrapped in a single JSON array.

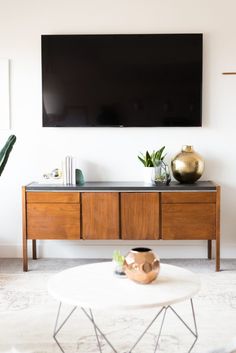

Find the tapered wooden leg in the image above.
[
  {"left": 23, "top": 237, "right": 28, "bottom": 271},
  {"left": 32, "top": 240, "right": 37, "bottom": 260},
  {"left": 216, "top": 186, "right": 221, "bottom": 272},
  {"left": 216, "top": 240, "right": 220, "bottom": 272},
  {"left": 22, "top": 186, "right": 28, "bottom": 272},
  {"left": 207, "top": 240, "right": 212, "bottom": 259}
]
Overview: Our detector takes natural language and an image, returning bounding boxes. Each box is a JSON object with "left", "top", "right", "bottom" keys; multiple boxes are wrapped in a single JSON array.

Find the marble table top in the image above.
[{"left": 48, "top": 262, "right": 200, "bottom": 310}]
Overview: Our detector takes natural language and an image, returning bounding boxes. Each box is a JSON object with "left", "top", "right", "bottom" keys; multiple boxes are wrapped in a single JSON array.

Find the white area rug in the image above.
[{"left": 1, "top": 259, "right": 236, "bottom": 353}]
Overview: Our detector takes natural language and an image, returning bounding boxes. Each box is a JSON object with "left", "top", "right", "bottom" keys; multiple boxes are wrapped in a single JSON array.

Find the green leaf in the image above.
[
  {"left": 112, "top": 250, "right": 124, "bottom": 266},
  {"left": 138, "top": 146, "right": 167, "bottom": 167},
  {"left": 159, "top": 146, "right": 166, "bottom": 158},
  {"left": 0, "top": 135, "right": 17, "bottom": 176},
  {"left": 138, "top": 155, "right": 146, "bottom": 167}
]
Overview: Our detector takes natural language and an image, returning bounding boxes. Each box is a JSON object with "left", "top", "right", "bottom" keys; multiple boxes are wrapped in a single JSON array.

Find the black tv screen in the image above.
[{"left": 42, "top": 34, "right": 202, "bottom": 127}]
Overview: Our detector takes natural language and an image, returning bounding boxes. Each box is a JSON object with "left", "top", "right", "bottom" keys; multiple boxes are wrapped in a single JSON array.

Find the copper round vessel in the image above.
[
  {"left": 171, "top": 145, "right": 204, "bottom": 183},
  {"left": 124, "top": 247, "right": 160, "bottom": 284}
]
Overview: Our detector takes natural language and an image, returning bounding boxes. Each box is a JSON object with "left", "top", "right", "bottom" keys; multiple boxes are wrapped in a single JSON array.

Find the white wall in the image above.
[{"left": 0, "top": 0, "right": 236, "bottom": 260}]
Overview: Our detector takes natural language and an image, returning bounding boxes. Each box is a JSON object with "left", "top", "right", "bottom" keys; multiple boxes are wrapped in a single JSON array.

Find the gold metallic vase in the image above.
[
  {"left": 171, "top": 145, "right": 204, "bottom": 183},
  {"left": 124, "top": 247, "right": 160, "bottom": 284}
]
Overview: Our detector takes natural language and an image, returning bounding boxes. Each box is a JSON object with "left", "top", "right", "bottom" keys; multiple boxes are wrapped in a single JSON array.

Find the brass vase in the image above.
[
  {"left": 171, "top": 145, "right": 204, "bottom": 183},
  {"left": 124, "top": 247, "right": 160, "bottom": 284}
]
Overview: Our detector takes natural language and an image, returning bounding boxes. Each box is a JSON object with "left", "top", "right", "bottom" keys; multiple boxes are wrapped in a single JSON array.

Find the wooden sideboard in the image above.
[{"left": 22, "top": 181, "right": 220, "bottom": 271}]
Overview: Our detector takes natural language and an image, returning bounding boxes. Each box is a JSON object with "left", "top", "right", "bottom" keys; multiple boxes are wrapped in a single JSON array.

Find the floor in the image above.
[{"left": 1, "top": 258, "right": 236, "bottom": 353}]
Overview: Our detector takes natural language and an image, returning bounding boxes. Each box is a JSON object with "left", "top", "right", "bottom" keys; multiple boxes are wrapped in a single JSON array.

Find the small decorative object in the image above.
[
  {"left": 0, "top": 135, "right": 16, "bottom": 177},
  {"left": 43, "top": 168, "right": 62, "bottom": 179},
  {"left": 51, "top": 168, "right": 61, "bottom": 178},
  {"left": 75, "top": 169, "right": 85, "bottom": 185},
  {"left": 171, "top": 145, "right": 204, "bottom": 184},
  {"left": 138, "top": 147, "right": 166, "bottom": 185},
  {"left": 112, "top": 250, "right": 126, "bottom": 277},
  {"left": 152, "top": 160, "right": 171, "bottom": 186},
  {"left": 124, "top": 247, "right": 160, "bottom": 284}
]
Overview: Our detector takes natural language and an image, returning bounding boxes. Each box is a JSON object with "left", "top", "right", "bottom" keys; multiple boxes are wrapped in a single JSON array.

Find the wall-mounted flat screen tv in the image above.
[{"left": 42, "top": 34, "right": 202, "bottom": 127}]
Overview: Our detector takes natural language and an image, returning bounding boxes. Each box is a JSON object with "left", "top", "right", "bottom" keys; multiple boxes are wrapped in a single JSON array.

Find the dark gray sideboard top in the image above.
[{"left": 26, "top": 180, "right": 217, "bottom": 192}]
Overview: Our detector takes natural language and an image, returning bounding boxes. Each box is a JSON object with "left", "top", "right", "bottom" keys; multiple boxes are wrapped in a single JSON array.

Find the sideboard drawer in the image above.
[
  {"left": 27, "top": 203, "right": 80, "bottom": 239},
  {"left": 161, "top": 203, "right": 216, "bottom": 240},
  {"left": 162, "top": 192, "right": 216, "bottom": 204},
  {"left": 26, "top": 192, "right": 80, "bottom": 203}
]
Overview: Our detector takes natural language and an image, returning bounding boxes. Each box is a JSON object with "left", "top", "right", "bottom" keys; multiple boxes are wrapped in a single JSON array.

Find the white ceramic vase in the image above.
[{"left": 143, "top": 167, "right": 154, "bottom": 185}]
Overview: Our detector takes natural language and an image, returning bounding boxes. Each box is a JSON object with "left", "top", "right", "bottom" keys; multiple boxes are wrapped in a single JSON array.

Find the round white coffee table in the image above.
[{"left": 48, "top": 262, "right": 200, "bottom": 353}]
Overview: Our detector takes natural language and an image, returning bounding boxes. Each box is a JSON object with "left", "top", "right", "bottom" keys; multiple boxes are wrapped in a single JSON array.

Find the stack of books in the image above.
[{"left": 62, "top": 155, "right": 76, "bottom": 185}]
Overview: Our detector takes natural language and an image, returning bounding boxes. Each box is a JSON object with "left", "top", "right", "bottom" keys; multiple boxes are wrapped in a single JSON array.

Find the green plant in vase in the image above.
[
  {"left": 138, "top": 146, "right": 167, "bottom": 184},
  {"left": 112, "top": 250, "right": 125, "bottom": 276},
  {"left": 152, "top": 150, "right": 171, "bottom": 186},
  {"left": 137, "top": 146, "right": 166, "bottom": 167}
]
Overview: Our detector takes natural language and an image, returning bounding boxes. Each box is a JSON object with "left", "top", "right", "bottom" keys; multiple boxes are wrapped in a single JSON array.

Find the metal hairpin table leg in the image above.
[
  {"left": 81, "top": 307, "right": 118, "bottom": 353},
  {"left": 52, "top": 299, "right": 198, "bottom": 353},
  {"left": 53, "top": 302, "right": 77, "bottom": 353},
  {"left": 168, "top": 298, "right": 198, "bottom": 353},
  {"left": 153, "top": 307, "right": 168, "bottom": 353},
  {"left": 130, "top": 298, "right": 198, "bottom": 353},
  {"left": 128, "top": 306, "right": 166, "bottom": 353},
  {"left": 89, "top": 309, "right": 103, "bottom": 353}
]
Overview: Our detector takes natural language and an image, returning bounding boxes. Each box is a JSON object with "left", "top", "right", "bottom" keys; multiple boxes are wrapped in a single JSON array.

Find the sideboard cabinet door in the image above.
[
  {"left": 121, "top": 192, "right": 160, "bottom": 240},
  {"left": 82, "top": 192, "right": 119, "bottom": 239},
  {"left": 26, "top": 192, "right": 80, "bottom": 240},
  {"left": 161, "top": 192, "right": 216, "bottom": 240}
]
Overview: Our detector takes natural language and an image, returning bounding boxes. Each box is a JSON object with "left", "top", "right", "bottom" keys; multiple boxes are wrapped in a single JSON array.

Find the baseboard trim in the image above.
[{"left": 1, "top": 240, "right": 235, "bottom": 259}]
